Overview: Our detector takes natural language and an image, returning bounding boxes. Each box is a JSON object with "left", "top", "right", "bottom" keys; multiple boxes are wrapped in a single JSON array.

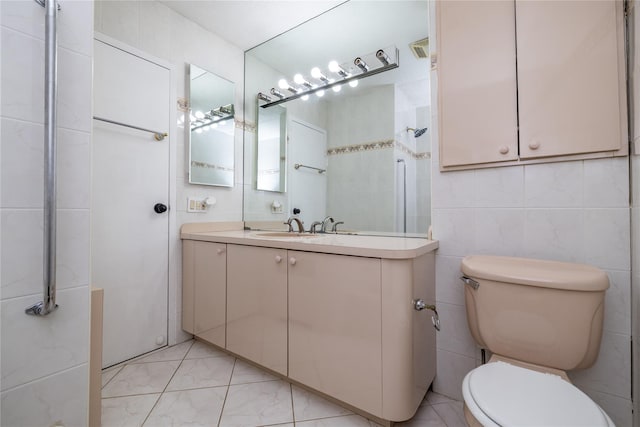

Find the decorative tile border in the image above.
[
  {"left": 327, "top": 139, "right": 431, "bottom": 160},
  {"left": 394, "top": 140, "right": 431, "bottom": 160},
  {"left": 327, "top": 140, "right": 395, "bottom": 155},
  {"left": 191, "top": 160, "right": 234, "bottom": 172},
  {"left": 237, "top": 120, "right": 256, "bottom": 133},
  {"left": 177, "top": 97, "right": 189, "bottom": 112},
  {"left": 258, "top": 168, "right": 281, "bottom": 176}
]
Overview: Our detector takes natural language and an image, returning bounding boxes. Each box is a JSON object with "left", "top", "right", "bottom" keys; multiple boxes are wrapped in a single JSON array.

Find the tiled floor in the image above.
[{"left": 101, "top": 340, "right": 464, "bottom": 427}]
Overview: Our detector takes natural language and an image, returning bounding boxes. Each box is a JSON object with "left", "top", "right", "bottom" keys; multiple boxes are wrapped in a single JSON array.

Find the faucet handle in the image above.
[
  {"left": 332, "top": 221, "right": 344, "bottom": 232},
  {"left": 283, "top": 219, "right": 293, "bottom": 232}
]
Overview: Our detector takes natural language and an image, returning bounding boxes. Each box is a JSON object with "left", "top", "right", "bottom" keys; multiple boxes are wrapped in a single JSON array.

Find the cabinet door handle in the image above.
[
  {"left": 528, "top": 140, "right": 540, "bottom": 150},
  {"left": 499, "top": 145, "right": 509, "bottom": 155},
  {"left": 217, "top": 248, "right": 225, "bottom": 255},
  {"left": 289, "top": 257, "right": 297, "bottom": 266},
  {"left": 275, "top": 255, "right": 282, "bottom": 263}
]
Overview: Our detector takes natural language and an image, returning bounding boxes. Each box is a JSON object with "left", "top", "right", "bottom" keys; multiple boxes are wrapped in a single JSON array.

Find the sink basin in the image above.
[{"left": 254, "top": 232, "right": 321, "bottom": 238}]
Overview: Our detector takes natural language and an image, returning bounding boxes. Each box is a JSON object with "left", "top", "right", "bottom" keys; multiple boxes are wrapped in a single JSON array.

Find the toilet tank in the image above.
[{"left": 461, "top": 255, "right": 609, "bottom": 371}]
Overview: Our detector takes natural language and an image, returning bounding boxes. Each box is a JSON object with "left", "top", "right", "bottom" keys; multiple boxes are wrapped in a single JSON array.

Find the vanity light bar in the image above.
[
  {"left": 258, "top": 47, "right": 399, "bottom": 108},
  {"left": 190, "top": 103, "right": 234, "bottom": 131}
]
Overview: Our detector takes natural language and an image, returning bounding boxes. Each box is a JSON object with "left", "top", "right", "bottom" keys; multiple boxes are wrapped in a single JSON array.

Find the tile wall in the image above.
[
  {"left": 94, "top": 0, "right": 245, "bottom": 345},
  {"left": 325, "top": 85, "right": 396, "bottom": 232},
  {"left": 0, "top": 0, "right": 93, "bottom": 424},
  {"left": 428, "top": 3, "right": 633, "bottom": 425}
]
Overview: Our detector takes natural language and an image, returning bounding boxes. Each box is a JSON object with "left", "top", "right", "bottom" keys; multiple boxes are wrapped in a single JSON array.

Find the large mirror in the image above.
[
  {"left": 244, "top": 1, "right": 431, "bottom": 235},
  {"left": 189, "top": 64, "right": 235, "bottom": 187}
]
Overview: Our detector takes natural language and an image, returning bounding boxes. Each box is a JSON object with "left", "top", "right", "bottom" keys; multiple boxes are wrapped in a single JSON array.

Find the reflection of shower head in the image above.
[{"left": 407, "top": 127, "right": 428, "bottom": 138}]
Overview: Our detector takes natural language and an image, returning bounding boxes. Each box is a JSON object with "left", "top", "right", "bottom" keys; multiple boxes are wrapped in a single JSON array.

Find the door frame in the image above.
[{"left": 93, "top": 32, "right": 180, "bottom": 348}]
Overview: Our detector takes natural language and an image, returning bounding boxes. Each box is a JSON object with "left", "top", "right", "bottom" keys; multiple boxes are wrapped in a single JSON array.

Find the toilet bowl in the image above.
[
  {"left": 460, "top": 255, "right": 613, "bottom": 426},
  {"left": 462, "top": 359, "right": 614, "bottom": 426}
]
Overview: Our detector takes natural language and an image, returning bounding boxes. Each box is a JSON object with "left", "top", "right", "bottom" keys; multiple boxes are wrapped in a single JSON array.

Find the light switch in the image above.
[{"left": 187, "top": 197, "right": 206, "bottom": 213}]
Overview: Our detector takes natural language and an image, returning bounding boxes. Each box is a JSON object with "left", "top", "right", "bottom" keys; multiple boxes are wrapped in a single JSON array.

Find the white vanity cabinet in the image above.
[
  {"left": 288, "top": 251, "right": 383, "bottom": 415},
  {"left": 181, "top": 240, "right": 226, "bottom": 348},
  {"left": 180, "top": 229, "right": 438, "bottom": 423},
  {"left": 226, "top": 244, "right": 288, "bottom": 375},
  {"left": 437, "top": 0, "right": 626, "bottom": 169}
]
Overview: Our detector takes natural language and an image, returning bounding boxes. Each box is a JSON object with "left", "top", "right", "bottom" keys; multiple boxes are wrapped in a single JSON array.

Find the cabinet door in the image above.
[
  {"left": 288, "top": 251, "right": 382, "bottom": 415},
  {"left": 227, "top": 245, "right": 288, "bottom": 375},
  {"left": 193, "top": 241, "right": 226, "bottom": 347},
  {"left": 517, "top": 1, "right": 625, "bottom": 159},
  {"left": 438, "top": 1, "right": 518, "bottom": 167},
  {"left": 182, "top": 240, "right": 196, "bottom": 334}
]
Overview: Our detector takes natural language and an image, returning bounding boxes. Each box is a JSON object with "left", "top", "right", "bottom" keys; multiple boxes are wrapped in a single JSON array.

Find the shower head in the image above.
[{"left": 407, "top": 127, "right": 428, "bottom": 138}]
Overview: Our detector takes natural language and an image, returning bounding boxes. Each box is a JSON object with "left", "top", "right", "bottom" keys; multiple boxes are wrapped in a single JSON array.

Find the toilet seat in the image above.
[{"left": 462, "top": 361, "right": 614, "bottom": 427}]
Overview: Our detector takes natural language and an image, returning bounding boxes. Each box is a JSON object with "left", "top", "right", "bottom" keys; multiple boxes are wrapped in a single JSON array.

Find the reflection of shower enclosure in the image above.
[{"left": 397, "top": 159, "right": 407, "bottom": 233}]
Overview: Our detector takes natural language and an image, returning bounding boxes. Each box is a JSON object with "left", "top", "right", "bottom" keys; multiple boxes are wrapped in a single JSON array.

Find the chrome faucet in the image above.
[
  {"left": 332, "top": 221, "right": 344, "bottom": 232},
  {"left": 284, "top": 216, "right": 305, "bottom": 233},
  {"left": 309, "top": 221, "right": 323, "bottom": 233},
  {"left": 320, "top": 216, "right": 334, "bottom": 233}
]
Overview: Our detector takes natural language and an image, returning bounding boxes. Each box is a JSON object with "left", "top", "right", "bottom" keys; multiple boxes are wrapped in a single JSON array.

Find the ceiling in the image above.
[{"left": 159, "top": 1, "right": 345, "bottom": 51}]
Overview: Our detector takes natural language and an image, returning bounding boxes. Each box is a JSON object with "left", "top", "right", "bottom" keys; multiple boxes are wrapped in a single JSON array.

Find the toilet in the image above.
[{"left": 460, "top": 255, "right": 615, "bottom": 426}]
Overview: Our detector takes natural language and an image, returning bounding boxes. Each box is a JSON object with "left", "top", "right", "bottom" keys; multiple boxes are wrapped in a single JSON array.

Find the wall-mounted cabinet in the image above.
[{"left": 437, "top": 0, "right": 627, "bottom": 170}]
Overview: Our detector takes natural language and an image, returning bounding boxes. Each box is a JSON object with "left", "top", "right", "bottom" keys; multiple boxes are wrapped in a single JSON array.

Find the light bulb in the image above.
[
  {"left": 294, "top": 74, "right": 305, "bottom": 85},
  {"left": 332, "top": 84, "right": 342, "bottom": 93},
  {"left": 278, "top": 79, "right": 289, "bottom": 89},
  {"left": 328, "top": 60, "right": 348, "bottom": 77},
  {"left": 316, "top": 90, "right": 325, "bottom": 97},
  {"left": 195, "top": 110, "right": 205, "bottom": 119},
  {"left": 349, "top": 79, "right": 359, "bottom": 88},
  {"left": 310, "top": 67, "right": 322, "bottom": 79},
  {"left": 301, "top": 94, "right": 309, "bottom": 101}
]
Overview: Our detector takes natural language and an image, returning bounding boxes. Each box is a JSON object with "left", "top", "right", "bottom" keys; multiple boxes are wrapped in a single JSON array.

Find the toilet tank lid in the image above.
[{"left": 461, "top": 255, "right": 609, "bottom": 291}]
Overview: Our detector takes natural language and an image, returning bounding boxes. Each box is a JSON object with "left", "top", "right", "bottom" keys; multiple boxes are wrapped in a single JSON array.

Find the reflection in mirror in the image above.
[
  {"left": 189, "top": 64, "right": 235, "bottom": 187},
  {"left": 245, "top": 1, "right": 431, "bottom": 236},
  {"left": 256, "top": 104, "right": 287, "bottom": 192}
]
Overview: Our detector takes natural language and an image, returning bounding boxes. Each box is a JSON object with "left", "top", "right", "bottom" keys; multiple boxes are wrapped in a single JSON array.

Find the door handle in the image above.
[{"left": 153, "top": 203, "right": 168, "bottom": 214}]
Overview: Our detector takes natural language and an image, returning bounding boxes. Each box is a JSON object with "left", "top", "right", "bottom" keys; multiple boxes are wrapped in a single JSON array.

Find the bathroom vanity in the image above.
[{"left": 181, "top": 224, "right": 438, "bottom": 423}]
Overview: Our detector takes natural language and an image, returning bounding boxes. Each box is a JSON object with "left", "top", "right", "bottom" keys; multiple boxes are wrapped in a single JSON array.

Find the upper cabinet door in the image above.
[
  {"left": 516, "top": 0, "right": 626, "bottom": 159},
  {"left": 438, "top": 1, "right": 518, "bottom": 167}
]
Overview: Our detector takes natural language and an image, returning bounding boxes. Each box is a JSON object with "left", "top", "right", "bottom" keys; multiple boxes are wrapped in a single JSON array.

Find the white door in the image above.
[
  {"left": 92, "top": 39, "right": 170, "bottom": 367},
  {"left": 288, "top": 119, "right": 327, "bottom": 226}
]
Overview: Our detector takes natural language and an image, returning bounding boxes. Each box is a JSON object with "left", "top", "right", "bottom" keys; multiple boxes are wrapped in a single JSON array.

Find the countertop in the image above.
[{"left": 180, "top": 229, "right": 438, "bottom": 259}]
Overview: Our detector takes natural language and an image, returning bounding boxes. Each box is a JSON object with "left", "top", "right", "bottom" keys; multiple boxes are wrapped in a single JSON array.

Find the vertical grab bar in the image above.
[{"left": 26, "top": 0, "right": 59, "bottom": 316}]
